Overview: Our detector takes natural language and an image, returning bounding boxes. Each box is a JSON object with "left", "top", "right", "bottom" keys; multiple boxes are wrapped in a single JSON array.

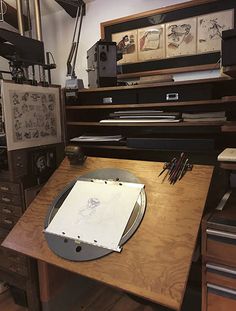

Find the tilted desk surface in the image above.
[{"left": 2, "top": 157, "right": 213, "bottom": 310}]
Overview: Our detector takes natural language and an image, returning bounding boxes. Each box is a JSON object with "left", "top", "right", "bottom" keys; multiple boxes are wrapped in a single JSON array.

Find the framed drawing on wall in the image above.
[{"left": 100, "top": 0, "right": 236, "bottom": 78}]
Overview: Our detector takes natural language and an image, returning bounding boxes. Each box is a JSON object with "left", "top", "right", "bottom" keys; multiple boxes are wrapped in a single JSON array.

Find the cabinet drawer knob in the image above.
[
  {"left": 206, "top": 229, "right": 236, "bottom": 240},
  {"left": 207, "top": 283, "right": 236, "bottom": 299},
  {"left": 3, "top": 219, "right": 13, "bottom": 225},
  {"left": 1, "top": 197, "right": 11, "bottom": 203},
  {"left": 0, "top": 186, "right": 9, "bottom": 191},
  {"left": 2, "top": 208, "right": 12, "bottom": 214},
  {"left": 206, "top": 263, "right": 236, "bottom": 276}
]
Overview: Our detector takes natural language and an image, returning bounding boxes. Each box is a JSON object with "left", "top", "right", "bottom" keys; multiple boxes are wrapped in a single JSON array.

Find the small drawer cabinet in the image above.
[
  {"left": 202, "top": 192, "right": 236, "bottom": 311},
  {"left": 0, "top": 180, "right": 40, "bottom": 311}
]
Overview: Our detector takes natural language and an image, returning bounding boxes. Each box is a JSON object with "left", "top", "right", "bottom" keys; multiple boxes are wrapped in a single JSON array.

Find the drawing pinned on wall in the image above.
[
  {"left": 1, "top": 81, "right": 62, "bottom": 151},
  {"left": 197, "top": 9, "right": 234, "bottom": 54},
  {"left": 138, "top": 25, "right": 165, "bottom": 62},
  {"left": 166, "top": 17, "right": 197, "bottom": 58},
  {"left": 112, "top": 29, "right": 138, "bottom": 64}
]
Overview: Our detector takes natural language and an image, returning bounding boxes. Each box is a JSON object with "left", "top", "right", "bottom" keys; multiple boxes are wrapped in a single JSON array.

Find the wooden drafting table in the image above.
[{"left": 2, "top": 157, "right": 213, "bottom": 310}]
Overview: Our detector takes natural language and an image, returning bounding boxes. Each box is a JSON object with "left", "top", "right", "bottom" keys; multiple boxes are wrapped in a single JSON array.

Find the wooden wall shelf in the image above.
[
  {"left": 65, "top": 77, "right": 236, "bottom": 162},
  {"left": 65, "top": 98, "right": 236, "bottom": 110}
]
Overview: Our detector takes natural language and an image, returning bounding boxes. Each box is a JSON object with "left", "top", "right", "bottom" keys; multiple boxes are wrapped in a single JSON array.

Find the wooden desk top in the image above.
[{"left": 2, "top": 157, "right": 213, "bottom": 310}]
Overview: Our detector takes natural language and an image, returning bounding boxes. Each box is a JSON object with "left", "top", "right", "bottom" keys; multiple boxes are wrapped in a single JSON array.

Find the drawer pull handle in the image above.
[
  {"left": 3, "top": 219, "right": 13, "bottom": 225},
  {"left": 166, "top": 93, "right": 179, "bottom": 101},
  {"left": 206, "top": 263, "right": 236, "bottom": 276},
  {"left": 2, "top": 208, "right": 12, "bottom": 214},
  {"left": 1, "top": 197, "right": 11, "bottom": 203},
  {"left": 206, "top": 229, "right": 236, "bottom": 240},
  {"left": 0, "top": 186, "right": 9, "bottom": 191},
  {"left": 207, "top": 283, "right": 236, "bottom": 297}
]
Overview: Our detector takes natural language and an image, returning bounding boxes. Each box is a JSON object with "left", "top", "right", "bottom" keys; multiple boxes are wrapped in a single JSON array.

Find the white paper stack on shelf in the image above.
[
  {"left": 100, "top": 110, "right": 181, "bottom": 123},
  {"left": 218, "top": 148, "right": 236, "bottom": 162},
  {"left": 182, "top": 111, "right": 226, "bottom": 122},
  {"left": 70, "top": 134, "right": 123, "bottom": 142},
  {"left": 44, "top": 179, "right": 144, "bottom": 252}
]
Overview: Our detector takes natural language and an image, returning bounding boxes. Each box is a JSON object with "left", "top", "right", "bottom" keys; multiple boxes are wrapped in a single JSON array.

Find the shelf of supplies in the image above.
[
  {"left": 78, "top": 77, "right": 230, "bottom": 93},
  {"left": 65, "top": 98, "right": 236, "bottom": 110},
  {"left": 67, "top": 121, "right": 225, "bottom": 127}
]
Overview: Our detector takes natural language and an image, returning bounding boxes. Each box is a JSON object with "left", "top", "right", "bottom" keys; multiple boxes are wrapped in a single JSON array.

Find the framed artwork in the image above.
[
  {"left": 101, "top": 0, "right": 236, "bottom": 78},
  {"left": 1, "top": 81, "right": 62, "bottom": 151}
]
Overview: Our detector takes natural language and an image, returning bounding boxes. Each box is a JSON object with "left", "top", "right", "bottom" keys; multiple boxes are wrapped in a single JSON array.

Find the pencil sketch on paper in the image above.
[
  {"left": 1, "top": 81, "right": 61, "bottom": 150},
  {"left": 10, "top": 90, "right": 57, "bottom": 143},
  {"left": 138, "top": 25, "right": 165, "bottom": 62},
  {"left": 112, "top": 30, "right": 138, "bottom": 64},
  {"left": 79, "top": 198, "right": 100, "bottom": 217},
  {"left": 166, "top": 17, "right": 197, "bottom": 58},
  {"left": 197, "top": 10, "right": 234, "bottom": 53}
]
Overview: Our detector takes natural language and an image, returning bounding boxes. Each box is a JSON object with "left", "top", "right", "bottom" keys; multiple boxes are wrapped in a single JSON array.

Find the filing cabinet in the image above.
[
  {"left": 0, "top": 180, "right": 40, "bottom": 310},
  {"left": 202, "top": 192, "right": 236, "bottom": 310}
]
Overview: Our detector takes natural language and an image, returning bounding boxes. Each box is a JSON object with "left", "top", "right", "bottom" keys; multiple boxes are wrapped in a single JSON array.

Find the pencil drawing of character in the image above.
[
  {"left": 48, "top": 102, "right": 55, "bottom": 111},
  {"left": 48, "top": 94, "right": 55, "bottom": 102},
  {"left": 24, "top": 131, "right": 31, "bottom": 139},
  {"left": 32, "top": 130, "right": 39, "bottom": 138},
  {"left": 41, "top": 94, "right": 47, "bottom": 103},
  {"left": 31, "top": 93, "right": 41, "bottom": 102},
  {"left": 12, "top": 93, "right": 20, "bottom": 105},
  {"left": 22, "top": 92, "right": 29, "bottom": 102},
  {"left": 199, "top": 17, "right": 224, "bottom": 42},
  {"left": 13, "top": 107, "right": 22, "bottom": 119},
  {"left": 25, "top": 120, "right": 33, "bottom": 128},
  {"left": 14, "top": 119, "right": 21, "bottom": 130},
  {"left": 21, "top": 102, "right": 29, "bottom": 113},
  {"left": 168, "top": 23, "right": 192, "bottom": 48},
  {"left": 79, "top": 198, "right": 100, "bottom": 217},
  {"left": 15, "top": 131, "right": 22, "bottom": 141}
]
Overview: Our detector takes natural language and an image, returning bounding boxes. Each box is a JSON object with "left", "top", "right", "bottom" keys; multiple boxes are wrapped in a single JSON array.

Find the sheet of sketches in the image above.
[
  {"left": 112, "top": 30, "right": 138, "bottom": 64},
  {"left": 138, "top": 25, "right": 165, "bottom": 62},
  {"left": 197, "top": 9, "right": 234, "bottom": 53},
  {"left": 1, "top": 82, "right": 62, "bottom": 151},
  {"left": 166, "top": 17, "right": 197, "bottom": 58}
]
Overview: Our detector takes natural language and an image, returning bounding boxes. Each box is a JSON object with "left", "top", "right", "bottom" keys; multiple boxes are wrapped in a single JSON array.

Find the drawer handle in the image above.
[
  {"left": 207, "top": 283, "right": 236, "bottom": 299},
  {"left": 3, "top": 219, "right": 13, "bottom": 225},
  {"left": 166, "top": 93, "right": 179, "bottom": 101},
  {"left": 2, "top": 208, "right": 12, "bottom": 214},
  {"left": 206, "top": 229, "right": 236, "bottom": 240},
  {"left": 0, "top": 186, "right": 9, "bottom": 191},
  {"left": 206, "top": 263, "right": 236, "bottom": 276},
  {"left": 1, "top": 197, "right": 11, "bottom": 203}
]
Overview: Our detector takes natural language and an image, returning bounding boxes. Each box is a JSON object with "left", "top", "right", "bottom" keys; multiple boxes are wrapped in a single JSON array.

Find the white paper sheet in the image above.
[{"left": 44, "top": 179, "right": 144, "bottom": 252}]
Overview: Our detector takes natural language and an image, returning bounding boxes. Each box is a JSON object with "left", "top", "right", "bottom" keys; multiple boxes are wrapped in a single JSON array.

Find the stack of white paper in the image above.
[{"left": 44, "top": 179, "right": 144, "bottom": 252}]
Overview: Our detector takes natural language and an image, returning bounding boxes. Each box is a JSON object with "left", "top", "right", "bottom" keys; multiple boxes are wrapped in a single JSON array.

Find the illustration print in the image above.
[{"left": 197, "top": 9, "right": 234, "bottom": 53}]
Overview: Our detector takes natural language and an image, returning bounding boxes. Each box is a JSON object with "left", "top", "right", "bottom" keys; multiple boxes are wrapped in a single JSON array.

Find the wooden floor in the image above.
[
  {"left": 0, "top": 284, "right": 200, "bottom": 311},
  {"left": 0, "top": 290, "right": 26, "bottom": 311}
]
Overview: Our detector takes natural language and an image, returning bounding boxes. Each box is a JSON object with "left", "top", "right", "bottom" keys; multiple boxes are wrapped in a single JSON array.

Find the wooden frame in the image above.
[{"left": 101, "top": 0, "right": 236, "bottom": 78}]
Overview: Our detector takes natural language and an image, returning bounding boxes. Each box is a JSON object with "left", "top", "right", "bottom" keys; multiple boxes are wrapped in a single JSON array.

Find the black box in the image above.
[
  {"left": 222, "top": 29, "right": 236, "bottom": 67},
  {"left": 87, "top": 41, "right": 117, "bottom": 88}
]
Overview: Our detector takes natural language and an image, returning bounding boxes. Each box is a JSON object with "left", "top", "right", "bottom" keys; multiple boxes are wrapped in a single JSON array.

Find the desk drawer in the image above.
[
  {"left": 0, "top": 204, "right": 22, "bottom": 217},
  {"left": 0, "top": 193, "right": 22, "bottom": 206},
  {"left": 206, "top": 229, "right": 236, "bottom": 266},
  {"left": 0, "top": 182, "right": 21, "bottom": 195},
  {"left": 0, "top": 247, "right": 27, "bottom": 277},
  {"left": 0, "top": 213, "right": 20, "bottom": 230},
  {"left": 206, "top": 263, "right": 236, "bottom": 289},
  {"left": 207, "top": 283, "right": 236, "bottom": 311}
]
